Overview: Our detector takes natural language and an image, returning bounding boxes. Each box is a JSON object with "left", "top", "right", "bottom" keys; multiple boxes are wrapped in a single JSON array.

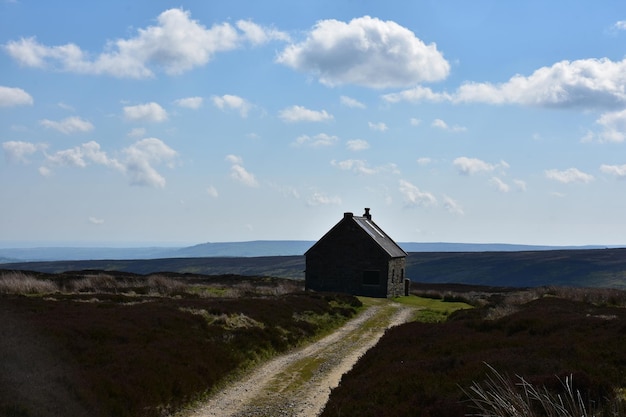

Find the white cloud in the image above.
[
  {"left": 3, "top": 9, "right": 288, "bottom": 78},
  {"left": 206, "top": 185, "right": 219, "bottom": 198},
  {"left": 292, "top": 133, "right": 338, "bottom": 147},
  {"left": 431, "top": 118, "right": 466, "bottom": 132},
  {"left": 279, "top": 105, "right": 333, "bottom": 123},
  {"left": 443, "top": 195, "right": 464, "bottom": 215},
  {"left": 225, "top": 154, "right": 243, "bottom": 165},
  {"left": 340, "top": 95, "right": 366, "bottom": 109},
  {"left": 383, "top": 85, "right": 451, "bottom": 103},
  {"left": 410, "top": 118, "right": 422, "bottom": 126},
  {"left": 12, "top": 138, "right": 177, "bottom": 187},
  {"left": 417, "top": 157, "right": 431, "bottom": 166},
  {"left": 368, "top": 121, "right": 388, "bottom": 132},
  {"left": 277, "top": 16, "right": 449, "bottom": 89},
  {"left": 610, "top": 21, "right": 626, "bottom": 33},
  {"left": 2, "top": 140, "right": 44, "bottom": 163},
  {"left": 212, "top": 94, "right": 251, "bottom": 117},
  {"left": 346, "top": 139, "right": 369, "bottom": 151},
  {"left": 88, "top": 217, "right": 104, "bottom": 225},
  {"left": 332, "top": 159, "right": 399, "bottom": 175},
  {"left": 45, "top": 141, "right": 123, "bottom": 172},
  {"left": 545, "top": 168, "right": 594, "bottom": 184},
  {"left": 385, "top": 58, "right": 626, "bottom": 110},
  {"left": 600, "top": 164, "right": 626, "bottom": 178},
  {"left": 122, "top": 138, "right": 178, "bottom": 188},
  {"left": 40, "top": 116, "right": 94, "bottom": 134},
  {"left": 490, "top": 176, "right": 510, "bottom": 193},
  {"left": 124, "top": 102, "right": 168, "bottom": 123},
  {"left": 399, "top": 179, "right": 437, "bottom": 207},
  {"left": 127, "top": 127, "right": 146, "bottom": 138},
  {"left": 513, "top": 179, "right": 528, "bottom": 191},
  {"left": 235, "top": 19, "right": 290, "bottom": 45},
  {"left": 225, "top": 154, "right": 258, "bottom": 187},
  {"left": 453, "top": 157, "right": 503, "bottom": 176},
  {"left": 587, "top": 109, "right": 626, "bottom": 143},
  {"left": 0, "top": 86, "right": 33, "bottom": 107},
  {"left": 175, "top": 96, "right": 203, "bottom": 109},
  {"left": 306, "top": 191, "right": 341, "bottom": 206}
]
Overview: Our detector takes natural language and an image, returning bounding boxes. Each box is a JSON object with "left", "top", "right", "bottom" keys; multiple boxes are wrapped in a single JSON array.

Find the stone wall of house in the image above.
[{"left": 386, "top": 257, "right": 407, "bottom": 297}]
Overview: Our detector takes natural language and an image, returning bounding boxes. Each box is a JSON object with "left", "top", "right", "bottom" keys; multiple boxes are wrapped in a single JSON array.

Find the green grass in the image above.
[{"left": 393, "top": 295, "right": 473, "bottom": 322}]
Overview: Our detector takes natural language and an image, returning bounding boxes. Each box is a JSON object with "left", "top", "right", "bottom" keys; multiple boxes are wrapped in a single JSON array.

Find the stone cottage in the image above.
[{"left": 305, "top": 208, "right": 408, "bottom": 298}]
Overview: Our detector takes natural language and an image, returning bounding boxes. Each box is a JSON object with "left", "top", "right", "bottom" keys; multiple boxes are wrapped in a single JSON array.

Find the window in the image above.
[{"left": 363, "top": 270, "right": 380, "bottom": 286}]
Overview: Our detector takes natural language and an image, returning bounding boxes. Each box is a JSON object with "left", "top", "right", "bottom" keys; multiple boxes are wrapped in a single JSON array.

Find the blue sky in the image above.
[{"left": 2, "top": 1, "right": 626, "bottom": 247}]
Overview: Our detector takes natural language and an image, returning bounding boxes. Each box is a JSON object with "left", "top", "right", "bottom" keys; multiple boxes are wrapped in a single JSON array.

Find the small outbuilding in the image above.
[{"left": 305, "top": 208, "right": 408, "bottom": 298}]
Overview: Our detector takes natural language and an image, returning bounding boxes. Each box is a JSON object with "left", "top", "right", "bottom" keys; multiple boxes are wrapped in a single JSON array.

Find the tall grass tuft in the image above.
[
  {"left": 464, "top": 364, "right": 622, "bottom": 417},
  {"left": 0, "top": 271, "right": 58, "bottom": 294}
]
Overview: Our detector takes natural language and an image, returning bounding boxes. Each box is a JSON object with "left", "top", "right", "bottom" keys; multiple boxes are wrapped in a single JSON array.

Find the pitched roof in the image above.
[
  {"left": 306, "top": 211, "right": 407, "bottom": 259},
  {"left": 351, "top": 215, "right": 407, "bottom": 258}
]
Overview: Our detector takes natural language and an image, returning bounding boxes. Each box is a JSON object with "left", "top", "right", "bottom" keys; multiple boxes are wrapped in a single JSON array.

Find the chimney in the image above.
[
  {"left": 363, "top": 208, "right": 371, "bottom": 220},
  {"left": 344, "top": 212, "right": 354, "bottom": 219}
]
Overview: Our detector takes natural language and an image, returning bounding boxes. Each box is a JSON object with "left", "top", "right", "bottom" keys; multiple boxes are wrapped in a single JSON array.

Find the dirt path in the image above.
[{"left": 180, "top": 300, "right": 415, "bottom": 417}]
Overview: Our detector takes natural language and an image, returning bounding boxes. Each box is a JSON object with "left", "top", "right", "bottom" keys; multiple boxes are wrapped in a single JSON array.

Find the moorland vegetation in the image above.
[
  {"left": 321, "top": 283, "right": 626, "bottom": 417},
  {"left": 3, "top": 269, "right": 626, "bottom": 417},
  {"left": 0, "top": 270, "right": 360, "bottom": 417}
]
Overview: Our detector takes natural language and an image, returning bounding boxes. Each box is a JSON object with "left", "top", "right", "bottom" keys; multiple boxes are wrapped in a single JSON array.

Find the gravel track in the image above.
[{"left": 182, "top": 301, "right": 414, "bottom": 417}]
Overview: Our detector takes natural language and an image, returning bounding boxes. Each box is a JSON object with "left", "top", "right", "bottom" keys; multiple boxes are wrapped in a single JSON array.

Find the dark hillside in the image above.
[
  {"left": 406, "top": 248, "right": 626, "bottom": 288},
  {"left": 3, "top": 248, "right": 626, "bottom": 288}
]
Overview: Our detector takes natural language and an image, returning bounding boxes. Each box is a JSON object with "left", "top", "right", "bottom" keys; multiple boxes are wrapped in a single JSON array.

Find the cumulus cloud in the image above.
[
  {"left": 443, "top": 195, "right": 464, "bottom": 215},
  {"left": 431, "top": 118, "right": 466, "bottom": 132},
  {"left": 398, "top": 179, "right": 437, "bottom": 207},
  {"left": 584, "top": 109, "right": 626, "bottom": 143},
  {"left": 384, "top": 57, "right": 626, "bottom": 110},
  {"left": 340, "top": 95, "right": 366, "bottom": 109},
  {"left": 175, "top": 96, "right": 203, "bottom": 109},
  {"left": 600, "top": 164, "right": 626, "bottom": 178},
  {"left": 279, "top": 105, "right": 333, "bottom": 123},
  {"left": 0, "top": 86, "right": 33, "bottom": 107},
  {"left": 124, "top": 102, "right": 168, "bottom": 123},
  {"left": 346, "top": 139, "right": 369, "bottom": 151},
  {"left": 332, "top": 159, "right": 399, "bottom": 175},
  {"left": 206, "top": 185, "right": 219, "bottom": 198},
  {"left": 212, "top": 94, "right": 251, "bottom": 117},
  {"left": 40, "top": 116, "right": 94, "bottom": 134},
  {"left": 453, "top": 157, "right": 506, "bottom": 176},
  {"left": 2, "top": 140, "right": 45, "bottom": 163},
  {"left": 489, "top": 176, "right": 510, "bottom": 193},
  {"left": 417, "top": 157, "right": 432, "bottom": 166},
  {"left": 513, "top": 179, "right": 528, "bottom": 191},
  {"left": 88, "top": 217, "right": 104, "bottom": 225},
  {"left": 3, "top": 9, "right": 288, "bottom": 78},
  {"left": 225, "top": 154, "right": 258, "bottom": 187},
  {"left": 292, "top": 133, "right": 338, "bottom": 147},
  {"left": 382, "top": 85, "right": 451, "bottom": 103},
  {"left": 368, "top": 121, "right": 388, "bottom": 132},
  {"left": 37, "top": 138, "right": 177, "bottom": 188},
  {"left": 410, "top": 118, "right": 422, "bottom": 126},
  {"left": 276, "top": 16, "right": 449, "bottom": 88},
  {"left": 122, "top": 138, "right": 178, "bottom": 187},
  {"left": 545, "top": 168, "right": 594, "bottom": 184},
  {"left": 235, "top": 19, "right": 290, "bottom": 45}
]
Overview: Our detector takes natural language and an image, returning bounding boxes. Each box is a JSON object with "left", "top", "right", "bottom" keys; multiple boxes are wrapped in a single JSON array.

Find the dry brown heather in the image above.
[
  {"left": 0, "top": 270, "right": 361, "bottom": 417},
  {"left": 321, "top": 285, "right": 626, "bottom": 417}
]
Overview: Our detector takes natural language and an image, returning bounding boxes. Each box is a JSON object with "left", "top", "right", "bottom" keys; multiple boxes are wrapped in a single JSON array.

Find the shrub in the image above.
[{"left": 0, "top": 271, "right": 58, "bottom": 294}]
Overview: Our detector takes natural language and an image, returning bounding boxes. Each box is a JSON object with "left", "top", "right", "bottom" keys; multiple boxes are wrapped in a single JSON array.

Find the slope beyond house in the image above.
[{"left": 305, "top": 208, "right": 409, "bottom": 297}]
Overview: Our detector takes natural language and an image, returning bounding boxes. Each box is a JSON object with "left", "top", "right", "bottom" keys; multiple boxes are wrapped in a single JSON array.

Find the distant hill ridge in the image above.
[{"left": 0, "top": 240, "right": 616, "bottom": 263}]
